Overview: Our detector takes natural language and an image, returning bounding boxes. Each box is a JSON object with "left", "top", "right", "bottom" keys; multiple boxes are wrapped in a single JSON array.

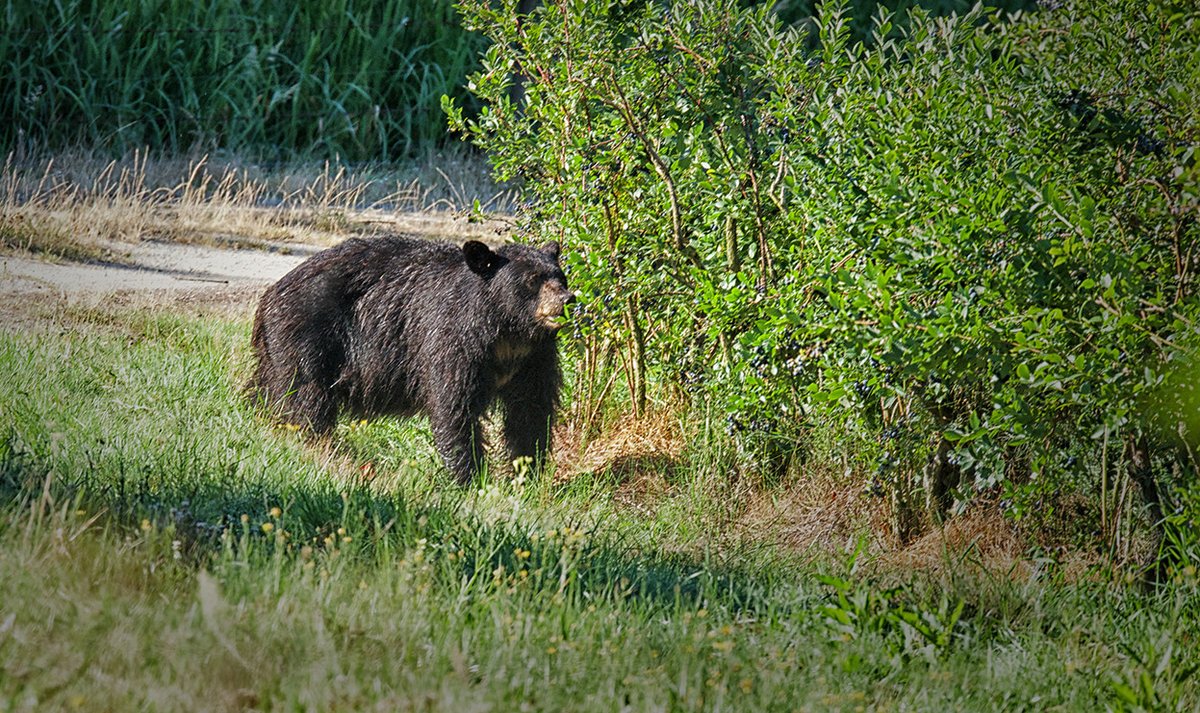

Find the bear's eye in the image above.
[{"left": 524, "top": 272, "right": 542, "bottom": 290}]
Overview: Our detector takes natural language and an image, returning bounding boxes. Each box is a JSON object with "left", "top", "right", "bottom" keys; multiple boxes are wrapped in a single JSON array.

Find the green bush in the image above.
[
  {"left": 447, "top": 0, "right": 1200, "bottom": 548},
  {"left": 1, "top": 0, "right": 486, "bottom": 160}
]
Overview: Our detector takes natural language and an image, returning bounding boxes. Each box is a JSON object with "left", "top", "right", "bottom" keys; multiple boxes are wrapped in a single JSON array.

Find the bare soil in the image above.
[{"left": 0, "top": 239, "right": 311, "bottom": 297}]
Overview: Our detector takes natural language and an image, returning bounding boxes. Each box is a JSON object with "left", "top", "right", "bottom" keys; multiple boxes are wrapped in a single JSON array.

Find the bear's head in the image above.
[{"left": 463, "top": 240, "right": 573, "bottom": 334}]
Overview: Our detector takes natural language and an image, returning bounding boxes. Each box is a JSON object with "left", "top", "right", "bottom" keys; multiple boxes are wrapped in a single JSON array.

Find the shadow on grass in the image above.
[{"left": 0, "top": 426, "right": 792, "bottom": 616}]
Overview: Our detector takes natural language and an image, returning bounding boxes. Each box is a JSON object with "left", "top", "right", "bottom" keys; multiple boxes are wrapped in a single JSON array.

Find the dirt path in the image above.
[{"left": 0, "top": 239, "right": 313, "bottom": 297}]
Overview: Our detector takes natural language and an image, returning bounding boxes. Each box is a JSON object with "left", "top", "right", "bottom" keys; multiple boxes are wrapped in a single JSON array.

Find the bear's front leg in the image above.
[{"left": 499, "top": 345, "right": 560, "bottom": 474}]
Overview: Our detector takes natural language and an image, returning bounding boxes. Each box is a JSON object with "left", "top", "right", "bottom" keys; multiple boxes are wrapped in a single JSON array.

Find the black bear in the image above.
[{"left": 248, "top": 235, "right": 572, "bottom": 483}]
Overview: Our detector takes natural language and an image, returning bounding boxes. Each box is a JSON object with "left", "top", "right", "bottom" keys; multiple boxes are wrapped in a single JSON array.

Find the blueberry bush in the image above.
[{"left": 446, "top": 0, "right": 1200, "bottom": 557}]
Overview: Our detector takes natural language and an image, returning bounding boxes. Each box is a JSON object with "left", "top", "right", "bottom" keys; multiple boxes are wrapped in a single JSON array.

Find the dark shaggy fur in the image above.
[{"left": 248, "top": 235, "right": 572, "bottom": 483}]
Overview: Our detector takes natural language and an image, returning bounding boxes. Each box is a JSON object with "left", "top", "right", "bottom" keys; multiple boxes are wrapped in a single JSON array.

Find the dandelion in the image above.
[
  {"left": 546, "top": 646, "right": 557, "bottom": 655},
  {"left": 739, "top": 678, "right": 753, "bottom": 694},
  {"left": 140, "top": 519, "right": 152, "bottom": 532},
  {"left": 269, "top": 507, "right": 282, "bottom": 518},
  {"left": 261, "top": 522, "right": 274, "bottom": 534},
  {"left": 342, "top": 536, "right": 352, "bottom": 543},
  {"left": 240, "top": 514, "right": 249, "bottom": 523}
]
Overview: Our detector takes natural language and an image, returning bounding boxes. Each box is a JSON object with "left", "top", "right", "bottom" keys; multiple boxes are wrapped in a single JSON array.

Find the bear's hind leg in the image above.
[
  {"left": 286, "top": 381, "right": 338, "bottom": 434},
  {"left": 430, "top": 407, "right": 485, "bottom": 485},
  {"left": 257, "top": 371, "right": 337, "bottom": 435}
]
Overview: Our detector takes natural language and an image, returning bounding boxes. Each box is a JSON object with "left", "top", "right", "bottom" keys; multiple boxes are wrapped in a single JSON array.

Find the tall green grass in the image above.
[
  {"left": 0, "top": 0, "right": 484, "bottom": 161},
  {"left": 2, "top": 307, "right": 1199, "bottom": 710}
]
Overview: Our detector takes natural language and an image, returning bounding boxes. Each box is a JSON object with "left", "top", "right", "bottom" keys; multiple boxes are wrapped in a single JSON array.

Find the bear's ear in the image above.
[
  {"left": 463, "top": 240, "right": 499, "bottom": 275},
  {"left": 541, "top": 241, "right": 561, "bottom": 261}
]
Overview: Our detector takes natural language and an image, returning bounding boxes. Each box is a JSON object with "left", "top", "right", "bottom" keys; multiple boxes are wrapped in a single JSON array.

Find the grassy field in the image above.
[{"left": 1, "top": 297, "right": 1198, "bottom": 711}]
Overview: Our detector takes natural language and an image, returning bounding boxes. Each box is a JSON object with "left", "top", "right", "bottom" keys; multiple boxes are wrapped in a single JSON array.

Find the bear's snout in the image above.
[{"left": 536, "top": 280, "right": 574, "bottom": 330}]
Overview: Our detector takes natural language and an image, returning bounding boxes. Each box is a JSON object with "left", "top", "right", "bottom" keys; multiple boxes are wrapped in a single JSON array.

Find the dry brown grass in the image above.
[
  {"left": 556, "top": 410, "right": 684, "bottom": 479},
  {"left": 549, "top": 409, "right": 892, "bottom": 554},
  {"left": 546, "top": 410, "right": 1113, "bottom": 579},
  {"left": 549, "top": 410, "right": 686, "bottom": 519},
  {"left": 729, "top": 467, "right": 891, "bottom": 559},
  {"left": 1, "top": 148, "right": 517, "bottom": 263},
  {"left": 0, "top": 212, "right": 123, "bottom": 263},
  {"left": 873, "top": 507, "right": 1033, "bottom": 577}
]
